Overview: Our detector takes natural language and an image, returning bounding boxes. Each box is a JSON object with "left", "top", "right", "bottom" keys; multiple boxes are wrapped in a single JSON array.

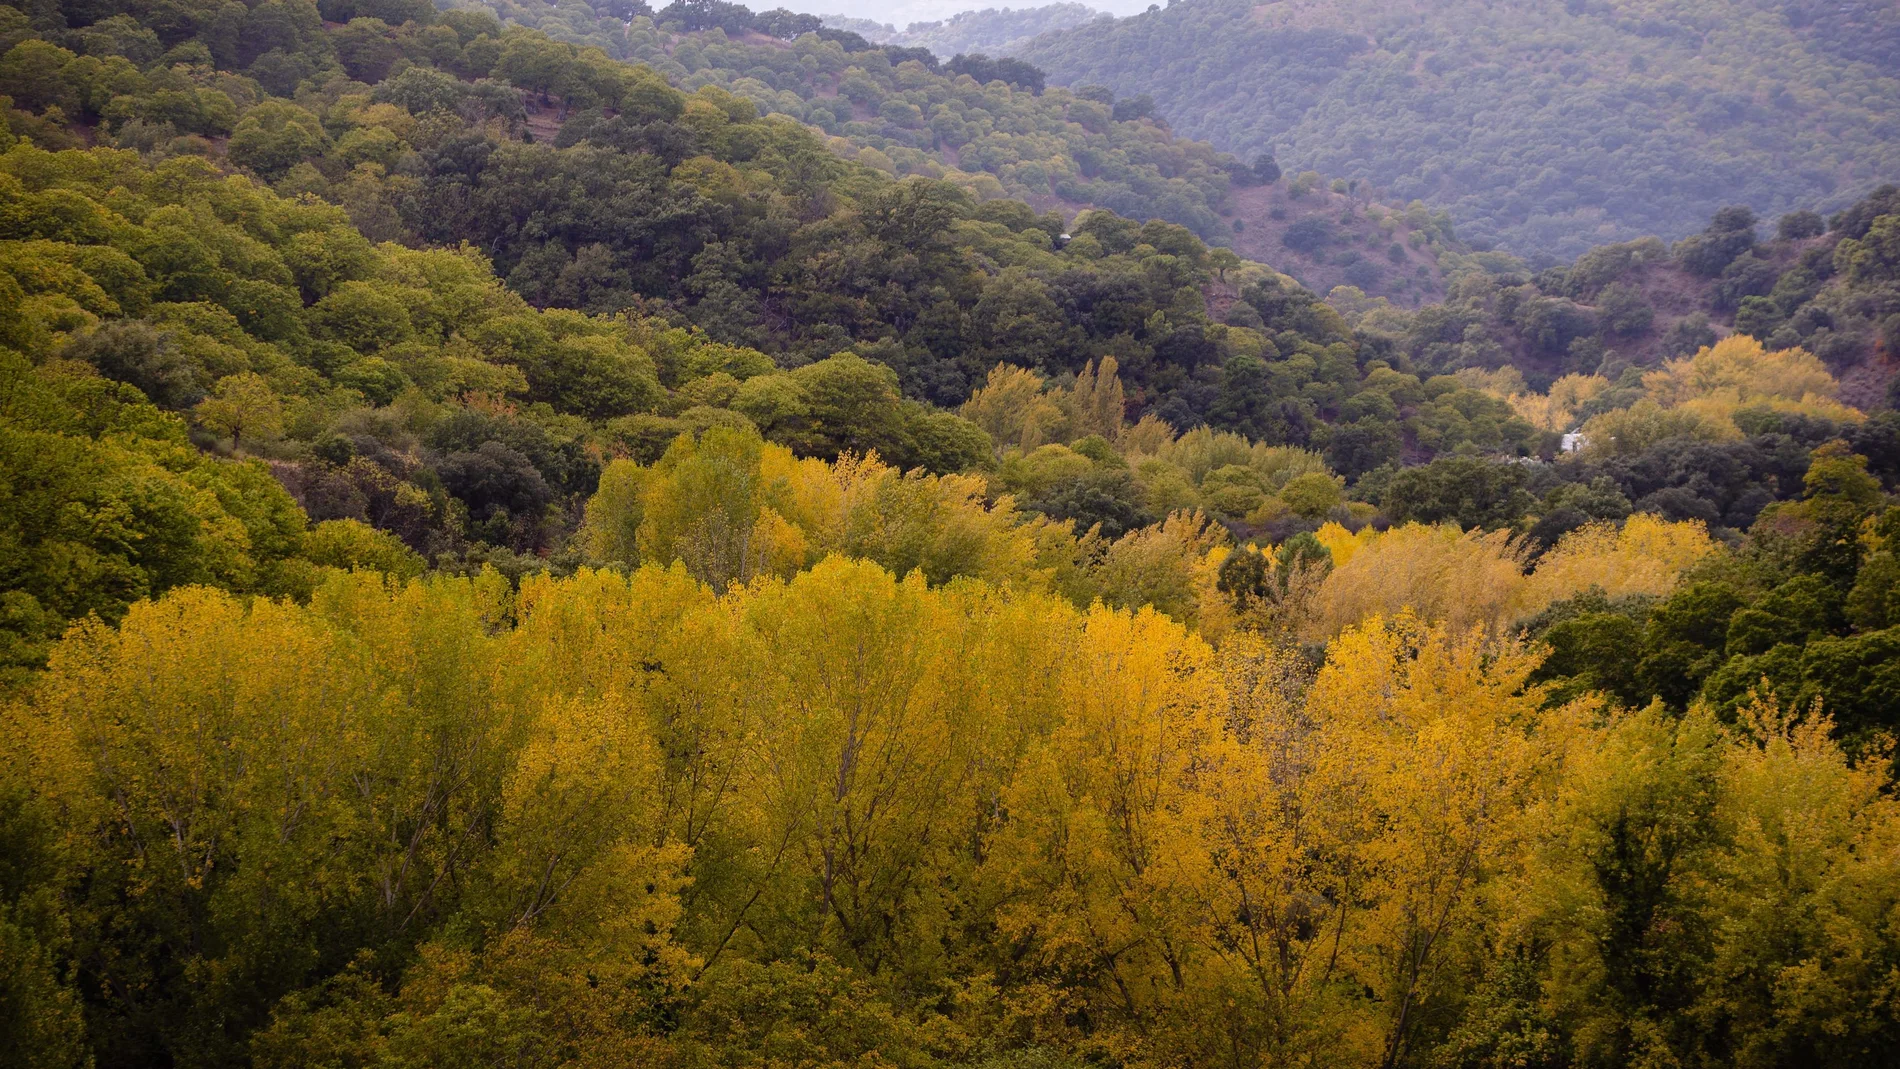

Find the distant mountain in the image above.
[
  {"left": 802, "top": 0, "right": 1150, "bottom": 24},
  {"left": 818, "top": 15, "right": 901, "bottom": 41},
  {"left": 447, "top": 0, "right": 1468, "bottom": 307},
  {"left": 451, "top": 0, "right": 1237, "bottom": 234},
  {"left": 825, "top": 4, "right": 1104, "bottom": 58},
  {"left": 1012, "top": 0, "right": 1900, "bottom": 262}
]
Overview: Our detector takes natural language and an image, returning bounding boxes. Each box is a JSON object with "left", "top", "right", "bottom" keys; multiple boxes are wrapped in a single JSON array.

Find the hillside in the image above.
[
  {"left": 1220, "top": 175, "right": 1458, "bottom": 306},
  {"left": 452, "top": 0, "right": 1467, "bottom": 304},
  {"left": 1013, "top": 0, "right": 1900, "bottom": 261},
  {"left": 8, "top": 2, "right": 1900, "bottom": 1066},
  {"left": 824, "top": 3, "right": 1104, "bottom": 57},
  {"left": 1327, "top": 196, "right": 1900, "bottom": 411},
  {"left": 0, "top": 0, "right": 1537, "bottom": 595},
  {"left": 454, "top": 0, "right": 1240, "bottom": 234}
]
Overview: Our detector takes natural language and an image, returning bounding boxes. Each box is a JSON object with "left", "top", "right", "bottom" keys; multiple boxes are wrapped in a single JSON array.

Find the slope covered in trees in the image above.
[
  {"left": 0, "top": 0, "right": 1555, "bottom": 659},
  {"left": 441, "top": 0, "right": 1239, "bottom": 235},
  {"left": 444, "top": 0, "right": 1467, "bottom": 304},
  {"left": 1336, "top": 194, "right": 1900, "bottom": 410},
  {"left": 5, "top": 0, "right": 1900, "bottom": 1064},
  {"left": 1013, "top": 0, "right": 1900, "bottom": 260}
]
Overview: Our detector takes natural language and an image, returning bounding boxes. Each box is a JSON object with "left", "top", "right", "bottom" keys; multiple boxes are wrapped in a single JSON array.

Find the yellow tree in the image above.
[
  {"left": 1065, "top": 355, "right": 1126, "bottom": 442},
  {"left": 712, "top": 559, "right": 992, "bottom": 979},
  {"left": 979, "top": 603, "right": 1225, "bottom": 1056},
  {"left": 1520, "top": 514, "right": 1720, "bottom": 615},
  {"left": 505, "top": 563, "right": 763, "bottom": 962},
  {"left": 961, "top": 363, "right": 1068, "bottom": 452},
  {"left": 1303, "top": 616, "right": 1566, "bottom": 1069},
  {"left": 1306, "top": 524, "right": 1529, "bottom": 640},
  {"left": 1148, "top": 631, "right": 1363, "bottom": 1065}
]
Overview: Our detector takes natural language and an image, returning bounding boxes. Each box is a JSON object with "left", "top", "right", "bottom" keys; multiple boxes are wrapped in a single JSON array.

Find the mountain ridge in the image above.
[{"left": 1011, "top": 0, "right": 1900, "bottom": 259}]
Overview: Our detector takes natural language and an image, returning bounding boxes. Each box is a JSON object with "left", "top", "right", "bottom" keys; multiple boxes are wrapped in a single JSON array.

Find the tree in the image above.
[
  {"left": 1280, "top": 470, "right": 1344, "bottom": 518},
  {"left": 194, "top": 372, "right": 283, "bottom": 450},
  {"left": 307, "top": 280, "right": 414, "bottom": 353},
  {"left": 946, "top": 53, "right": 1046, "bottom": 93},
  {"left": 1676, "top": 207, "right": 1758, "bottom": 277},
  {"left": 790, "top": 353, "right": 909, "bottom": 462},
  {"left": 1282, "top": 216, "right": 1335, "bottom": 253},
  {"left": 1028, "top": 468, "right": 1153, "bottom": 538},
  {"left": 1777, "top": 209, "right": 1825, "bottom": 241},
  {"left": 1304, "top": 618, "right": 1555, "bottom": 1069},
  {"left": 61, "top": 322, "right": 203, "bottom": 409},
  {"left": 227, "top": 100, "right": 329, "bottom": 178},
  {"left": 1596, "top": 281, "right": 1653, "bottom": 336},
  {"left": 961, "top": 363, "right": 1067, "bottom": 452},
  {"left": 1067, "top": 356, "right": 1126, "bottom": 441},
  {"left": 1381, "top": 456, "right": 1533, "bottom": 529},
  {"left": 436, "top": 440, "right": 555, "bottom": 529},
  {"left": 1308, "top": 524, "right": 1530, "bottom": 639}
]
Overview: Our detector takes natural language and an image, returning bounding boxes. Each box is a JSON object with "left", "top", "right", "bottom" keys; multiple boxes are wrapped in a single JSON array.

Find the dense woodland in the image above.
[
  {"left": 3, "top": 0, "right": 1900, "bottom": 1066},
  {"left": 1014, "top": 0, "right": 1900, "bottom": 259},
  {"left": 447, "top": 0, "right": 1473, "bottom": 303},
  {"left": 430, "top": 0, "right": 1248, "bottom": 237}
]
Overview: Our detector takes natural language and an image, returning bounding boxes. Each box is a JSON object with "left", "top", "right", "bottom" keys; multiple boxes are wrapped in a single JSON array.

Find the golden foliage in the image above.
[
  {"left": 580, "top": 428, "right": 1047, "bottom": 590},
  {"left": 1314, "top": 519, "right": 1378, "bottom": 567},
  {"left": 1633, "top": 335, "right": 1864, "bottom": 436},
  {"left": 11, "top": 549, "right": 1900, "bottom": 1069},
  {"left": 1578, "top": 396, "right": 1734, "bottom": 455},
  {"left": 961, "top": 363, "right": 1067, "bottom": 451},
  {"left": 1309, "top": 515, "right": 1718, "bottom": 639},
  {"left": 1511, "top": 372, "right": 1610, "bottom": 432},
  {"left": 1520, "top": 513, "right": 1720, "bottom": 614},
  {"left": 1508, "top": 338, "right": 1860, "bottom": 455},
  {"left": 1306, "top": 523, "right": 1530, "bottom": 639},
  {"left": 1643, "top": 335, "right": 1841, "bottom": 409},
  {"left": 1300, "top": 617, "right": 1567, "bottom": 1067}
]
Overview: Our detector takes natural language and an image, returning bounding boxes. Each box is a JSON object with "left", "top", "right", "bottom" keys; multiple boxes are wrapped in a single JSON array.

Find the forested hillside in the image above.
[
  {"left": 1330, "top": 193, "right": 1900, "bottom": 411},
  {"left": 442, "top": 0, "right": 1465, "bottom": 303},
  {"left": 5, "top": 0, "right": 1900, "bottom": 1066},
  {"left": 825, "top": 4, "right": 1103, "bottom": 58},
  {"left": 1014, "top": 0, "right": 1900, "bottom": 260},
  {"left": 444, "top": 0, "right": 1240, "bottom": 235}
]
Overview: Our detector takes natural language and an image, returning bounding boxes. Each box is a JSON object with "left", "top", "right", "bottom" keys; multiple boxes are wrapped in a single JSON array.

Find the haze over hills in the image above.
[
  {"left": 8, "top": 1, "right": 1900, "bottom": 1066},
  {"left": 792, "top": 0, "right": 1140, "bottom": 25},
  {"left": 822, "top": 4, "right": 1104, "bottom": 58},
  {"left": 1012, "top": 0, "right": 1900, "bottom": 260}
]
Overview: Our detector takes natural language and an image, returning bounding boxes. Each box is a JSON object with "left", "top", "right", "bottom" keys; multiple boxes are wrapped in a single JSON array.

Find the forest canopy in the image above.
[
  {"left": 443, "top": 0, "right": 1245, "bottom": 235},
  {"left": 1013, "top": 0, "right": 1900, "bottom": 259},
  {"left": 2, "top": 0, "right": 1900, "bottom": 1065}
]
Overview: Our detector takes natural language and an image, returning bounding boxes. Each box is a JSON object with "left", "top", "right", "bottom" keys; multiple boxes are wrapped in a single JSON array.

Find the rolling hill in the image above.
[
  {"left": 1013, "top": 0, "right": 1900, "bottom": 261},
  {"left": 450, "top": 0, "right": 1467, "bottom": 303}
]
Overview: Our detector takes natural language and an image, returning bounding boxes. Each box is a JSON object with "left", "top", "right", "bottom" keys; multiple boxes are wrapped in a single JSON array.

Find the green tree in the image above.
[
  {"left": 195, "top": 372, "right": 284, "bottom": 450},
  {"left": 227, "top": 100, "right": 330, "bottom": 178}
]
